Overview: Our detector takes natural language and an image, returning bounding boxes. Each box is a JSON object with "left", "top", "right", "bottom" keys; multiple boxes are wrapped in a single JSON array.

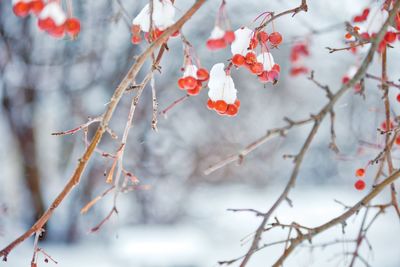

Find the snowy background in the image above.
[{"left": 1, "top": 0, "right": 400, "bottom": 266}]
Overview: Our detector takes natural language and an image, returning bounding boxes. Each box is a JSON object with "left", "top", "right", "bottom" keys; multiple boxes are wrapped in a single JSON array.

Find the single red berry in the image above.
[
  {"left": 384, "top": 32, "right": 397, "bottom": 43},
  {"left": 245, "top": 52, "right": 257, "bottom": 65},
  {"left": 353, "top": 15, "right": 364, "bottom": 23},
  {"left": 355, "top": 168, "right": 365, "bottom": 177},
  {"left": 196, "top": 68, "right": 209, "bottom": 81},
  {"left": 272, "top": 64, "right": 281, "bottom": 73},
  {"left": 214, "top": 100, "right": 228, "bottom": 113},
  {"left": 131, "top": 25, "right": 141, "bottom": 34},
  {"left": 232, "top": 54, "right": 245, "bottom": 66},
  {"left": 250, "top": 62, "right": 263, "bottom": 75},
  {"left": 258, "top": 31, "right": 269, "bottom": 43},
  {"left": 30, "top": 0, "right": 44, "bottom": 15},
  {"left": 48, "top": 24, "right": 66, "bottom": 38},
  {"left": 13, "top": 2, "right": 31, "bottom": 17},
  {"left": 177, "top": 78, "right": 186, "bottom": 90},
  {"left": 183, "top": 76, "right": 197, "bottom": 90},
  {"left": 354, "top": 179, "right": 366, "bottom": 191},
  {"left": 226, "top": 104, "right": 238, "bottom": 116},
  {"left": 362, "top": 8, "right": 370, "bottom": 19},
  {"left": 269, "top": 32, "right": 283, "bottom": 46},
  {"left": 65, "top": 18, "right": 81, "bottom": 37},
  {"left": 360, "top": 32, "right": 370, "bottom": 40},
  {"left": 249, "top": 38, "right": 258, "bottom": 49},
  {"left": 38, "top": 18, "right": 56, "bottom": 31},
  {"left": 187, "top": 85, "right": 201, "bottom": 96},
  {"left": 345, "top": 32, "right": 352, "bottom": 39},
  {"left": 234, "top": 99, "right": 240, "bottom": 108},
  {"left": 395, "top": 136, "right": 400, "bottom": 145},
  {"left": 342, "top": 76, "right": 350, "bottom": 84},
  {"left": 223, "top": 31, "right": 235, "bottom": 43},
  {"left": 131, "top": 35, "right": 142, "bottom": 45},
  {"left": 207, "top": 99, "right": 215, "bottom": 110},
  {"left": 396, "top": 94, "right": 400, "bottom": 103},
  {"left": 206, "top": 38, "right": 227, "bottom": 50}
]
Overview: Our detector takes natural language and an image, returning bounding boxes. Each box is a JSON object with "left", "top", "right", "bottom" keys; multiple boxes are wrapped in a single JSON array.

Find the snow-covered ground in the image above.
[{"left": 2, "top": 185, "right": 399, "bottom": 267}]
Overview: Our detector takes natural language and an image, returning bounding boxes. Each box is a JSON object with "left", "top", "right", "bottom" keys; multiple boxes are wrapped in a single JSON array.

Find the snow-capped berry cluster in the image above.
[
  {"left": 131, "top": 0, "right": 177, "bottom": 45},
  {"left": 177, "top": 64, "right": 209, "bottom": 96},
  {"left": 12, "top": 0, "right": 44, "bottom": 17},
  {"left": 230, "top": 27, "right": 281, "bottom": 84},
  {"left": 13, "top": 0, "right": 81, "bottom": 39},
  {"left": 206, "top": 0, "right": 235, "bottom": 50},
  {"left": 207, "top": 63, "right": 240, "bottom": 116},
  {"left": 290, "top": 41, "right": 309, "bottom": 76}
]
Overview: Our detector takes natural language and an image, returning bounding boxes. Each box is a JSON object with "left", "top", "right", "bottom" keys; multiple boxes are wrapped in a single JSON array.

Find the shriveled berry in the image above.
[
  {"left": 232, "top": 54, "right": 245, "bottom": 66},
  {"left": 354, "top": 179, "right": 366, "bottom": 191},
  {"left": 224, "top": 31, "right": 235, "bottom": 43},
  {"left": 269, "top": 32, "right": 283, "bottom": 46},
  {"left": 355, "top": 168, "right": 365, "bottom": 177},
  {"left": 196, "top": 68, "right": 209, "bottom": 81}
]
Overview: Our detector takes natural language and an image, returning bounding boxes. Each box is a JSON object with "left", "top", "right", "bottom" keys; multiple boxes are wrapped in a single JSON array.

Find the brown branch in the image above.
[
  {"left": 0, "top": 0, "right": 207, "bottom": 260},
  {"left": 233, "top": 3, "right": 400, "bottom": 265}
]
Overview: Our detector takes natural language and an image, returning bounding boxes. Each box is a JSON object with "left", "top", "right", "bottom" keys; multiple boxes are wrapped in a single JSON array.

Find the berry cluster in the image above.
[
  {"left": 354, "top": 168, "right": 366, "bottom": 191},
  {"left": 177, "top": 65, "right": 209, "bottom": 96},
  {"left": 131, "top": 0, "right": 176, "bottom": 45},
  {"left": 289, "top": 41, "right": 309, "bottom": 76},
  {"left": 231, "top": 27, "right": 282, "bottom": 84},
  {"left": 13, "top": 1, "right": 81, "bottom": 39},
  {"left": 207, "top": 63, "right": 240, "bottom": 116},
  {"left": 206, "top": 0, "right": 235, "bottom": 50}
]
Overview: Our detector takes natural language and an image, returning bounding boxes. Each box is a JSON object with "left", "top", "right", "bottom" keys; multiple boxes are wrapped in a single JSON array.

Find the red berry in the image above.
[
  {"left": 245, "top": 52, "right": 257, "bottom": 65},
  {"left": 290, "top": 66, "right": 308, "bottom": 76},
  {"left": 131, "top": 25, "right": 141, "bottom": 34},
  {"left": 30, "top": 0, "right": 44, "bottom": 15},
  {"left": 267, "top": 70, "right": 279, "bottom": 84},
  {"left": 48, "top": 24, "right": 66, "bottom": 38},
  {"left": 187, "top": 85, "right": 201, "bottom": 96},
  {"left": 232, "top": 54, "right": 245, "bottom": 66},
  {"left": 206, "top": 38, "right": 227, "bottom": 50},
  {"left": 177, "top": 78, "right": 186, "bottom": 90},
  {"left": 250, "top": 62, "right": 263, "bottom": 75},
  {"left": 355, "top": 168, "right": 365, "bottom": 177},
  {"left": 258, "top": 71, "right": 269, "bottom": 83},
  {"left": 65, "top": 18, "right": 81, "bottom": 37},
  {"left": 131, "top": 35, "right": 141, "bottom": 44},
  {"left": 226, "top": 104, "right": 238, "bottom": 116},
  {"left": 183, "top": 76, "right": 197, "bottom": 90},
  {"left": 272, "top": 64, "right": 281, "bottom": 73},
  {"left": 38, "top": 18, "right": 56, "bottom": 31},
  {"left": 258, "top": 31, "right": 268, "bottom": 43},
  {"left": 249, "top": 38, "right": 258, "bottom": 49},
  {"left": 207, "top": 99, "right": 215, "bottom": 110},
  {"left": 196, "top": 68, "right": 209, "bottom": 81},
  {"left": 397, "top": 94, "right": 400, "bottom": 103},
  {"left": 234, "top": 99, "right": 240, "bottom": 108},
  {"left": 223, "top": 31, "right": 235, "bottom": 43},
  {"left": 354, "top": 179, "right": 366, "bottom": 191},
  {"left": 342, "top": 76, "right": 350, "bottom": 84},
  {"left": 362, "top": 8, "right": 370, "bottom": 19},
  {"left": 396, "top": 136, "right": 400, "bottom": 145},
  {"left": 384, "top": 32, "right": 397, "bottom": 43},
  {"left": 215, "top": 100, "right": 228, "bottom": 113},
  {"left": 381, "top": 121, "right": 394, "bottom": 131},
  {"left": 13, "top": 2, "right": 31, "bottom": 17},
  {"left": 269, "top": 32, "right": 283, "bottom": 46}
]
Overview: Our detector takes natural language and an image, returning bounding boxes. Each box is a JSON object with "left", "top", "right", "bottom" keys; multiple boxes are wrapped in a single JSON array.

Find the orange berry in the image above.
[
  {"left": 250, "top": 62, "right": 263, "bottom": 75},
  {"left": 30, "top": 0, "right": 44, "bottom": 15},
  {"left": 215, "top": 100, "right": 228, "bottom": 113},
  {"left": 196, "top": 68, "right": 209, "bottom": 81},
  {"left": 345, "top": 33, "right": 352, "bottom": 39},
  {"left": 177, "top": 78, "right": 186, "bottom": 90},
  {"left": 65, "top": 18, "right": 81, "bottom": 37},
  {"left": 245, "top": 52, "right": 257, "bottom": 65},
  {"left": 13, "top": 2, "right": 31, "bottom": 17},
  {"left": 269, "top": 32, "right": 283, "bottom": 46},
  {"left": 232, "top": 54, "right": 245, "bottom": 66},
  {"left": 355, "top": 168, "right": 365, "bottom": 177},
  {"left": 207, "top": 99, "right": 215, "bottom": 110},
  {"left": 226, "top": 104, "right": 238, "bottom": 116},
  {"left": 183, "top": 76, "right": 197, "bottom": 90}
]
